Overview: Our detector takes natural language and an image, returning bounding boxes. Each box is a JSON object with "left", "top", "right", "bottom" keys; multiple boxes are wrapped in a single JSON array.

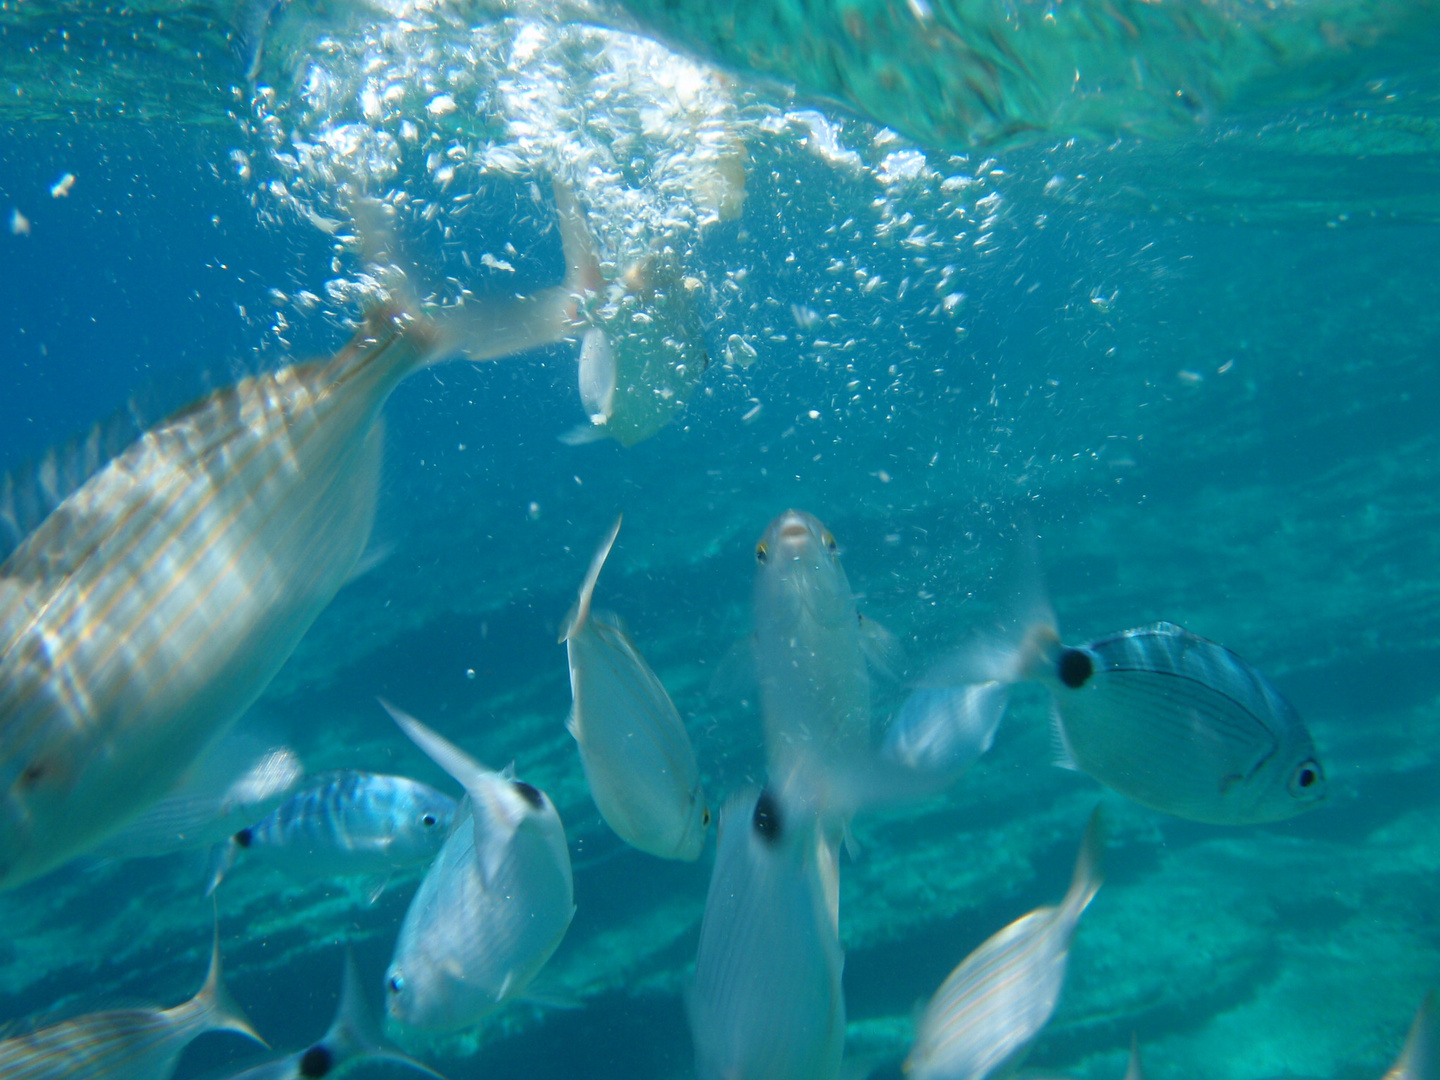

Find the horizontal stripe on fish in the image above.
[
  {"left": 0, "top": 931, "right": 263, "bottom": 1080},
  {"left": 906, "top": 808, "right": 1104, "bottom": 1080},
  {"left": 0, "top": 190, "right": 602, "bottom": 889}
]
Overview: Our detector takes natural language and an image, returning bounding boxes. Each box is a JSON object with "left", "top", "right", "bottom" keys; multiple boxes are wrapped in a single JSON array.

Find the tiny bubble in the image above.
[{"left": 465, "top": 668, "right": 476, "bottom": 680}]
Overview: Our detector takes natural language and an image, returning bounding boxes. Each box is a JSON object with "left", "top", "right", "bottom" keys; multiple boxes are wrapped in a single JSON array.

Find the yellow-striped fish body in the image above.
[
  {"left": 0, "top": 187, "right": 598, "bottom": 891},
  {"left": 0, "top": 311, "right": 432, "bottom": 891},
  {"left": 905, "top": 808, "right": 1105, "bottom": 1080},
  {"left": 561, "top": 516, "right": 708, "bottom": 861},
  {"left": 0, "top": 934, "right": 263, "bottom": 1080}
]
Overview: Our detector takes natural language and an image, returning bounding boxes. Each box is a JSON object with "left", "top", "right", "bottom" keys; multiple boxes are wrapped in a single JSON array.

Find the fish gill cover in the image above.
[{"left": 0, "top": 1, "right": 1438, "bottom": 1079}]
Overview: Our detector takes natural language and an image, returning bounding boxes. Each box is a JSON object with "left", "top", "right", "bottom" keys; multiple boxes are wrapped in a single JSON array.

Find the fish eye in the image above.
[
  {"left": 1057, "top": 648, "right": 1094, "bottom": 689},
  {"left": 752, "top": 790, "right": 782, "bottom": 844},
  {"left": 387, "top": 973, "right": 405, "bottom": 994},
  {"left": 823, "top": 532, "right": 837, "bottom": 553},
  {"left": 1288, "top": 760, "right": 1323, "bottom": 797},
  {"left": 299, "top": 1045, "right": 333, "bottom": 1079},
  {"left": 421, "top": 813, "right": 437, "bottom": 827},
  {"left": 755, "top": 542, "right": 768, "bottom": 564},
  {"left": 513, "top": 780, "right": 544, "bottom": 809}
]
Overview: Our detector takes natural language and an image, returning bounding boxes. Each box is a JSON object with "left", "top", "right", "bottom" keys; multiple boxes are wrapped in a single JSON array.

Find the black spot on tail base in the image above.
[
  {"left": 513, "top": 781, "right": 543, "bottom": 809},
  {"left": 1058, "top": 648, "right": 1094, "bottom": 689},
  {"left": 234, "top": 828, "right": 253, "bottom": 848},
  {"left": 299, "top": 1045, "right": 333, "bottom": 1078},
  {"left": 752, "top": 790, "right": 783, "bottom": 844}
]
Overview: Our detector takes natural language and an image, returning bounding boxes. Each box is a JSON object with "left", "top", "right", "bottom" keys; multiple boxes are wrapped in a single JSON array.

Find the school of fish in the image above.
[{"left": 0, "top": 45, "right": 1420, "bottom": 1080}]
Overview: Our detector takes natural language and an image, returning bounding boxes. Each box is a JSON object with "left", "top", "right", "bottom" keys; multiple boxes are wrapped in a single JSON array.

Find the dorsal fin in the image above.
[{"left": 560, "top": 514, "right": 622, "bottom": 643}]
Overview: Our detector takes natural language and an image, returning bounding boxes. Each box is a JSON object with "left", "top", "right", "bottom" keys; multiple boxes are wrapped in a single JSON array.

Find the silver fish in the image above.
[
  {"left": 561, "top": 515, "right": 708, "bottom": 861},
  {"left": 688, "top": 787, "right": 845, "bottom": 1080},
  {"left": 929, "top": 552, "right": 1326, "bottom": 824},
  {"left": 92, "top": 735, "right": 302, "bottom": 862},
  {"left": 1028, "top": 621, "right": 1326, "bottom": 825},
  {"left": 215, "top": 950, "right": 438, "bottom": 1080},
  {"left": 206, "top": 770, "right": 456, "bottom": 896},
  {"left": 381, "top": 702, "right": 575, "bottom": 1034},
  {"left": 905, "top": 808, "right": 1105, "bottom": 1080},
  {"left": 881, "top": 682, "right": 1009, "bottom": 781},
  {"left": 1385, "top": 992, "right": 1439, "bottom": 1080},
  {"left": 0, "top": 931, "right": 263, "bottom": 1080},
  {"left": 0, "top": 189, "right": 598, "bottom": 890},
  {"left": 753, "top": 510, "right": 870, "bottom": 783}
]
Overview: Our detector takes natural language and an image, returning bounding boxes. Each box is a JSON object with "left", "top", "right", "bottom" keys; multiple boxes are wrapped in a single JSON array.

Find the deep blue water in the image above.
[{"left": 3, "top": 5, "right": 1440, "bottom": 1080}]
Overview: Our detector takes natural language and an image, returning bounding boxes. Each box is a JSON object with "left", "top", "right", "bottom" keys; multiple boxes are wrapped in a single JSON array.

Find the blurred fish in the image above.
[
  {"left": 561, "top": 246, "right": 712, "bottom": 448},
  {"left": 905, "top": 808, "right": 1105, "bottom": 1080},
  {"left": 688, "top": 787, "right": 845, "bottom": 1080},
  {"left": 923, "top": 540, "right": 1326, "bottom": 824},
  {"left": 560, "top": 515, "right": 709, "bottom": 861},
  {"left": 0, "top": 930, "right": 263, "bottom": 1080},
  {"left": 1385, "top": 992, "right": 1439, "bottom": 1080},
  {"left": 206, "top": 771, "right": 456, "bottom": 899},
  {"left": 91, "top": 733, "right": 302, "bottom": 863},
  {"left": 213, "top": 950, "right": 438, "bottom": 1080},
  {"left": 881, "top": 682, "right": 1009, "bottom": 782},
  {"left": 381, "top": 702, "right": 575, "bottom": 1034},
  {"left": 752, "top": 509, "right": 874, "bottom": 784},
  {"left": 0, "top": 186, "right": 600, "bottom": 890}
]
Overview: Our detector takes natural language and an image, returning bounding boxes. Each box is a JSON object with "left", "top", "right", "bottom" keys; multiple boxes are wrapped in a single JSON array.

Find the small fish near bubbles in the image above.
[
  {"left": 215, "top": 950, "right": 439, "bottom": 1080},
  {"left": 920, "top": 544, "right": 1326, "bottom": 824},
  {"left": 205, "top": 770, "right": 457, "bottom": 900},
  {"left": 560, "top": 515, "right": 709, "bottom": 860},
  {"left": 905, "top": 808, "right": 1105, "bottom": 1080},
  {"left": 380, "top": 702, "right": 575, "bottom": 1035},
  {"left": 0, "top": 183, "right": 601, "bottom": 890},
  {"left": 0, "top": 929, "right": 264, "bottom": 1080},
  {"left": 560, "top": 243, "right": 713, "bottom": 448},
  {"left": 688, "top": 786, "right": 845, "bottom": 1080}
]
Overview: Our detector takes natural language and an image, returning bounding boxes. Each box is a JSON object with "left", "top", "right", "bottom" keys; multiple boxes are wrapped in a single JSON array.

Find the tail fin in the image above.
[
  {"left": 323, "top": 949, "right": 445, "bottom": 1077},
  {"left": 354, "top": 182, "right": 602, "bottom": 368},
  {"left": 1062, "top": 805, "right": 1106, "bottom": 919},
  {"left": 204, "top": 838, "right": 239, "bottom": 897},
  {"left": 1124, "top": 1034, "right": 1145, "bottom": 1080},
  {"left": 1387, "top": 991, "right": 1440, "bottom": 1080},
  {"left": 560, "top": 514, "right": 622, "bottom": 643},
  {"left": 922, "top": 526, "right": 1058, "bottom": 687},
  {"left": 182, "top": 925, "right": 266, "bottom": 1047}
]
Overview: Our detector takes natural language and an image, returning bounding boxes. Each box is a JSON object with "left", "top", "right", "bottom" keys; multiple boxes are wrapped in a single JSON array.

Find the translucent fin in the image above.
[
  {"left": 1124, "top": 1034, "right": 1145, "bottom": 1080},
  {"left": 560, "top": 514, "right": 622, "bottom": 642},
  {"left": 325, "top": 948, "right": 446, "bottom": 1077},
  {"left": 1050, "top": 701, "right": 1080, "bottom": 771},
  {"left": 559, "top": 423, "right": 610, "bottom": 446},
  {"left": 1063, "top": 805, "right": 1106, "bottom": 919},
  {"left": 518, "top": 988, "right": 584, "bottom": 1011},
  {"left": 186, "top": 924, "right": 266, "bottom": 1047},
  {"left": 204, "top": 839, "right": 240, "bottom": 897},
  {"left": 380, "top": 700, "right": 512, "bottom": 888},
  {"left": 361, "top": 874, "right": 391, "bottom": 905},
  {"left": 857, "top": 614, "right": 906, "bottom": 683},
  {"left": 921, "top": 526, "right": 1059, "bottom": 687},
  {"left": 1387, "top": 991, "right": 1440, "bottom": 1080}
]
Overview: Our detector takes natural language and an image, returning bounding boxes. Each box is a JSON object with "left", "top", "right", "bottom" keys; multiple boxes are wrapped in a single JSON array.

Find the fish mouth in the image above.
[{"left": 777, "top": 515, "right": 814, "bottom": 545}]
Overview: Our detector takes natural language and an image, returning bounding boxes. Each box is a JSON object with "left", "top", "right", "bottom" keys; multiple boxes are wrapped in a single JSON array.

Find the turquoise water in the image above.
[{"left": 2, "top": 2, "right": 1439, "bottom": 1079}]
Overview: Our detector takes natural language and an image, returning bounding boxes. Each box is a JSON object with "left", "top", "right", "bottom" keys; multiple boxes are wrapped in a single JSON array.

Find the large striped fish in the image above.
[
  {"left": 905, "top": 808, "right": 1104, "bottom": 1080},
  {"left": 0, "top": 932, "right": 263, "bottom": 1080},
  {"left": 920, "top": 542, "right": 1327, "bottom": 824},
  {"left": 0, "top": 188, "right": 601, "bottom": 890}
]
